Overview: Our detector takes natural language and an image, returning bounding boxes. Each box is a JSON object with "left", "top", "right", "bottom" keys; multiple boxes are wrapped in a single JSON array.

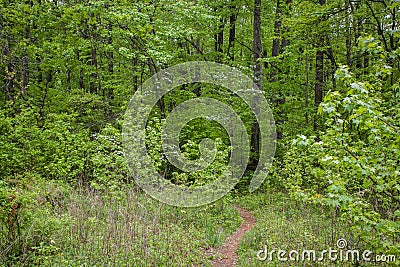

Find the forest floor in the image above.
[
  {"left": 1, "top": 185, "right": 356, "bottom": 267},
  {"left": 207, "top": 206, "right": 256, "bottom": 267}
]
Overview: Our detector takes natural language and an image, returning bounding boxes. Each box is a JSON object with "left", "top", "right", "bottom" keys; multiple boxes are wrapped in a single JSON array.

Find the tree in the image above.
[{"left": 251, "top": 0, "right": 262, "bottom": 167}]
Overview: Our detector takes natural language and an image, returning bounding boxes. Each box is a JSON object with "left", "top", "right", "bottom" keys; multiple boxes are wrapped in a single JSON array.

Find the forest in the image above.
[{"left": 0, "top": 0, "right": 399, "bottom": 266}]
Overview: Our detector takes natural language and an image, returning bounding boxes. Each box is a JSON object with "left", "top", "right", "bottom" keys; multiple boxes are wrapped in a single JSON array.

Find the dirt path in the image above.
[{"left": 209, "top": 205, "right": 256, "bottom": 267}]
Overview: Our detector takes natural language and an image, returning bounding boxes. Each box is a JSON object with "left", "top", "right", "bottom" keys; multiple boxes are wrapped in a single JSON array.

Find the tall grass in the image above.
[
  {"left": 1, "top": 182, "right": 241, "bottom": 266},
  {"left": 236, "top": 191, "right": 384, "bottom": 266}
]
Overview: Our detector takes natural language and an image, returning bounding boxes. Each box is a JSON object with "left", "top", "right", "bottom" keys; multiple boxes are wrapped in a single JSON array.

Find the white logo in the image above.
[{"left": 122, "top": 61, "right": 276, "bottom": 207}]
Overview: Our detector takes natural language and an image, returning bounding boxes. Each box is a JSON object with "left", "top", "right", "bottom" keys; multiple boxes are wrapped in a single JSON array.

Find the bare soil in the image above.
[{"left": 207, "top": 205, "right": 256, "bottom": 267}]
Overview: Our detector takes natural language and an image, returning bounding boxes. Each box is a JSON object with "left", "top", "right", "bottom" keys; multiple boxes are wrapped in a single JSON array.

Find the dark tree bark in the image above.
[
  {"left": 253, "top": 0, "right": 262, "bottom": 91},
  {"left": 314, "top": 40, "right": 324, "bottom": 132},
  {"left": 77, "top": 51, "right": 84, "bottom": 90},
  {"left": 271, "top": 0, "right": 281, "bottom": 66},
  {"left": 326, "top": 46, "right": 337, "bottom": 89},
  {"left": 227, "top": 0, "right": 237, "bottom": 61},
  {"left": 103, "top": 19, "right": 114, "bottom": 119},
  {"left": 314, "top": 47, "right": 324, "bottom": 134},
  {"left": 21, "top": 1, "right": 31, "bottom": 99},
  {"left": 196, "top": 37, "right": 201, "bottom": 54},
  {"left": 79, "top": 68, "right": 84, "bottom": 90},
  {"left": 305, "top": 36, "right": 309, "bottom": 125},
  {"left": 345, "top": 6, "right": 352, "bottom": 68},
  {"left": 214, "top": 15, "right": 225, "bottom": 62},
  {"left": 269, "top": 0, "right": 291, "bottom": 139},
  {"left": 217, "top": 17, "right": 225, "bottom": 53},
  {"left": 280, "top": 0, "right": 291, "bottom": 51},
  {"left": 364, "top": 52, "right": 369, "bottom": 75},
  {"left": 90, "top": 47, "right": 98, "bottom": 94},
  {"left": 314, "top": 0, "right": 325, "bottom": 133},
  {"left": 148, "top": 58, "right": 165, "bottom": 119},
  {"left": 194, "top": 38, "right": 202, "bottom": 97},
  {"left": 251, "top": 0, "right": 262, "bottom": 166},
  {"left": 66, "top": 69, "right": 71, "bottom": 92},
  {"left": 133, "top": 56, "right": 139, "bottom": 93},
  {"left": 355, "top": 14, "right": 363, "bottom": 74},
  {"left": 21, "top": 55, "right": 29, "bottom": 98},
  {"left": 5, "top": 62, "right": 15, "bottom": 102},
  {"left": 107, "top": 24, "right": 114, "bottom": 100}
]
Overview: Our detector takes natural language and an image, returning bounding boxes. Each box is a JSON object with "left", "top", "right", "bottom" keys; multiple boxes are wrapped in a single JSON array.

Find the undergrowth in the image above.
[
  {"left": 235, "top": 191, "right": 387, "bottom": 267},
  {"left": 0, "top": 177, "right": 241, "bottom": 266}
]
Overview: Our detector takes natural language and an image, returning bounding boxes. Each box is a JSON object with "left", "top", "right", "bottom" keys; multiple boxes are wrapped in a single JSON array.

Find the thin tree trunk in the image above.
[
  {"left": 6, "top": 62, "right": 14, "bottom": 101},
  {"left": 364, "top": 52, "right": 369, "bottom": 75},
  {"left": 326, "top": 46, "right": 337, "bottom": 89},
  {"left": 21, "top": 5, "right": 31, "bottom": 99},
  {"left": 271, "top": 0, "right": 291, "bottom": 59},
  {"left": 104, "top": 21, "right": 114, "bottom": 119},
  {"left": 148, "top": 58, "right": 165, "bottom": 119},
  {"left": 77, "top": 51, "right": 84, "bottom": 90},
  {"left": 354, "top": 3, "right": 362, "bottom": 76},
  {"left": 314, "top": 42, "right": 324, "bottom": 132},
  {"left": 314, "top": 0, "right": 325, "bottom": 133},
  {"left": 90, "top": 47, "right": 98, "bottom": 94},
  {"left": 37, "top": 56, "right": 42, "bottom": 84},
  {"left": 281, "top": 0, "right": 292, "bottom": 51},
  {"left": 305, "top": 36, "right": 309, "bottom": 125},
  {"left": 21, "top": 55, "right": 29, "bottom": 98},
  {"left": 194, "top": 38, "right": 201, "bottom": 97},
  {"left": 345, "top": 6, "right": 352, "bottom": 68},
  {"left": 196, "top": 38, "right": 201, "bottom": 54},
  {"left": 271, "top": 0, "right": 285, "bottom": 139},
  {"left": 227, "top": 0, "right": 237, "bottom": 61},
  {"left": 108, "top": 24, "right": 114, "bottom": 100},
  {"left": 217, "top": 18, "right": 225, "bottom": 53},
  {"left": 271, "top": 0, "right": 281, "bottom": 63},
  {"left": 133, "top": 56, "right": 139, "bottom": 93},
  {"left": 39, "top": 71, "right": 51, "bottom": 125},
  {"left": 251, "top": 0, "right": 262, "bottom": 166},
  {"left": 66, "top": 69, "right": 71, "bottom": 92},
  {"left": 253, "top": 0, "right": 262, "bottom": 90}
]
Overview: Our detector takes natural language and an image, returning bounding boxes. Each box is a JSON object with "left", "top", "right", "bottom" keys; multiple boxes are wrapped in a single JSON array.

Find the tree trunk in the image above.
[
  {"left": 314, "top": 41, "right": 324, "bottom": 132},
  {"left": 253, "top": 0, "right": 262, "bottom": 90},
  {"left": 251, "top": 0, "right": 262, "bottom": 166},
  {"left": 345, "top": 6, "right": 352, "bottom": 68},
  {"left": 271, "top": 0, "right": 281, "bottom": 64},
  {"left": 271, "top": 0, "right": 286, "bottom": 139},
  {"left": 66, "top": 69, "right": 71, "bottom": 93},
  {"left": 21, "top": 55, "right": 29, "bottom": 98},
  {"left": 108, "top": 24, "right": 114, "bottom": 100},
  {"left": 314, "top": 0, "right": 325, "bottom": 133},
  {"left": 214, "top": 16, "right": 225, "bottom": 62},
  {"left": 133, "top": 56, "right": 139, "bottom": 93},
  {"left": 281, "top": 0, "right": 291, "bottom": 51},
  {"left": 90, "top": 47, "right": 98, "bottom": 94},
  {"left": 305, "top": 36, "right": 309, "bottom": 125},
  {"left": 5, "top": 62, "right": 14, "bottom": 102},
  {"left": 227, "top": 0, "right": 236, "bottom": 61},
  {"left": 148, "top": 58, "right": 165, "bottom": 119},
  {"left": 77, "top": 51, "right": 84, "bottom": 90},
  {"left": 326, "top": 46, "right": 337, "bottom": 89},
  {"left": 217, "top": 18, "right": 225, "bottom": 53}
]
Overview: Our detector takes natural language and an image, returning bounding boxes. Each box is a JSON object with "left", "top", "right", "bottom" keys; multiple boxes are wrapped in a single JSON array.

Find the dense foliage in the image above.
[{"left": 1, "top": 0, "right": 399, "bottom": 265}]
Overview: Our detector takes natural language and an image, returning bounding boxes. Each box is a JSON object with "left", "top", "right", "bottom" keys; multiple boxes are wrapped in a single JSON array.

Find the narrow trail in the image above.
[{"left": 209, "top": 205, "right": 256, "bottom": 267}]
